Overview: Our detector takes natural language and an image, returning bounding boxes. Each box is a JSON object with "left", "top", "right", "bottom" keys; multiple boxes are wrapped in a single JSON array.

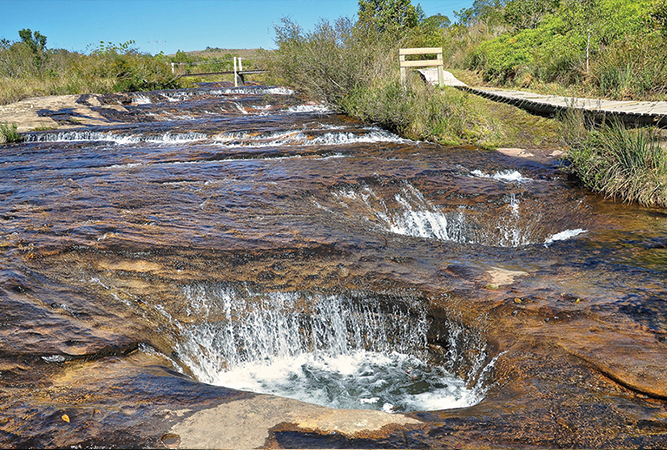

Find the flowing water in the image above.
[{"left": 2, "top": 83, "right": 667, "bottom": 428}]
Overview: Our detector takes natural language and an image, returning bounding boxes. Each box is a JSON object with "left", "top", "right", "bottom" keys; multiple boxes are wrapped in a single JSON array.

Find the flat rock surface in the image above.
[
  {"left": 0, "top": 85, "right": 666, "bottom": 449},
  {"left": 0, "top": 93, "right": 127, "bottom": 132}
]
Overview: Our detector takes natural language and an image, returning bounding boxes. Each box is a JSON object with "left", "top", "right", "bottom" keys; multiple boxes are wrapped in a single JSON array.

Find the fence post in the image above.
[
  {"left": 437, "top": 51, "right": 444, "bottom": 86},
  {"left": 399, "top": 52, "right": 407, "bottom": 86},
  {"left": 233, "top": 57, "right": 238, "bottom": 87}
]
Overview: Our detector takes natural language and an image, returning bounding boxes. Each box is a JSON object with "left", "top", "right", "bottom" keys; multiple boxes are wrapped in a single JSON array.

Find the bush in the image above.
[
  {"left": 453, "top": 0, "right": 666, "bottom": 100},
  {"left": 564, "top": 114, "right": 667, "bottom": 206},
  {"left": 267, "top": 17, "right": 397, "bottom": 106}
]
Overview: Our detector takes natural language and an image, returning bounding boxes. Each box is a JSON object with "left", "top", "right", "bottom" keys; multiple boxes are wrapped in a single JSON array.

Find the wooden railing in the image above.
[
  {"left": 172, "top": 57, "right": 265, "bottom": 86},
  {"left": 399, "top": 47, "right": 444, "bottom": 86}
]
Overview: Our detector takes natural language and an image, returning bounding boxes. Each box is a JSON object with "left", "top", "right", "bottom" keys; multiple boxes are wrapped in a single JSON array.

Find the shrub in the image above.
[
  {"left": 0, "top": 122, "right": 23, "bottom": 143},
  {"left": 589, "top": 34, "right": 667, "bottom": 99},
  {"left": 564, "top": 115, "right": 667, "bottom": 206},
  {"left": 267, "top": 17, "right": 397, "bottom": 106}
]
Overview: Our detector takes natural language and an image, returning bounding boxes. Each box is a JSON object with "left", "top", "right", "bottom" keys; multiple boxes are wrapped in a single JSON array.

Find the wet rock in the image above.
[{"left": 0, "top": 84, "right": 666, "bottom": 448}]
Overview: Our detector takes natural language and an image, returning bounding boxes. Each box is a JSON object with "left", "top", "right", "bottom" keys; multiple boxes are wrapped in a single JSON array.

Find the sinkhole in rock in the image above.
[
  {"left": 324, "top": 181, "right": 587, "bottom": 248},
  {"left": 170, "top": 284, "right": 494, "bottom": 413}
]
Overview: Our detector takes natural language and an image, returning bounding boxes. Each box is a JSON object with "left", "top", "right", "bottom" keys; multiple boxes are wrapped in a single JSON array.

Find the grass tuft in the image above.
[
  {"left": 0, "top": 122, "right": 23, "bottom": 143},
  {"left": 563, "top": 114, "right": 667, "bottom": 207}
]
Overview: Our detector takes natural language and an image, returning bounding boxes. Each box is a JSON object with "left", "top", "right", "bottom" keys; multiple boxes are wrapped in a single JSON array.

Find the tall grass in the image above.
[
  {"left": 0, "top": 39, "right": 180, "bottom": 105},
  {"left": 564, "top": 114, "right": 667, "bottom": 206}
]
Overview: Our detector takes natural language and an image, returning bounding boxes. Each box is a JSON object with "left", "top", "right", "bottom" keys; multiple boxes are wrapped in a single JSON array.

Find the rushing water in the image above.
[
  {"left": 2, "top": 85, "right": 589, "bottom": 411},
  {"left": 2, "top": 83, "right": 667, "bottom": 433},
  {"left": 168, "top": 285, "right": 487, "bottom": 412}
]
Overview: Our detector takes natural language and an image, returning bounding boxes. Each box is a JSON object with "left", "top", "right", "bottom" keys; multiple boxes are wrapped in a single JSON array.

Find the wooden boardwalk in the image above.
[{"left": 419, "top": 68, "right": 667, "bottom": 127}]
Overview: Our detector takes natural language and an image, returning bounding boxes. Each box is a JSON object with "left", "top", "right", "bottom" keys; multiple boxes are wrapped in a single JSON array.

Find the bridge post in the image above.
[
  {"left": 437, "top": 52, "right": 444, "bottom": 86},
  {"left": 399, "top": 47, "right": 445, "bottom": 87},
  {"left": 234, "top": 57, "right": 245, "bottom": 86},
  {"left": 400, "top": 54, "right": 407, "bottom": 85}
]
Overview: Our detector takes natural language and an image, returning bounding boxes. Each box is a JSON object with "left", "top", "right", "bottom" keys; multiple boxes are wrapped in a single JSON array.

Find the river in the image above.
[{"left": 0, "top": 83, "right": 666, "bottom": 448}]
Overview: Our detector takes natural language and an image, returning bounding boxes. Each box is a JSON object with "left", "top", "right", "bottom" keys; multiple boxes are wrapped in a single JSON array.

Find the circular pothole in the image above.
[{"left": 167, "top": 284, "right": 494, "bottom": 413}]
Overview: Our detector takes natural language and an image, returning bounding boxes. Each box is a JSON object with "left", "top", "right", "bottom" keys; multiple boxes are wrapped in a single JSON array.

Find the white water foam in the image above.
[
  {"left": 132, "top": 94, "right": 152, "bottom": 105},
  {"left": 169, "top": 287, "right": 486, "bottom": 413},
  {"left": 470, "top": 169, "right": 533, "bottom": 183},
  {"left": 25, "top": 131, "right": 141, "bottom": 144},
  {"left": 215, "top": 128, "right": 408, "bottom": 148},
  {"left": 328, "top": 183, "right": 584, "bottom": 248},
  {"left": 286, "top": 104, "right": 331, "bottom": 114},
  {"left": 26, "top": 131, "right": 207, "bottom": 145},
  {"left": 232, "top": 102, "right": 248, "bottom": 114},
  {"left": 544, "top": 228, "right": 587, "bottom": 247},
  {"left": 211, "top": 350, "right": 477, "bottom": 412},
  {"left": 144, "top": 132, "right": 207, "bottom": 144},
  {"left": 331, "top": 184, "right": 473, "bottom": 244},
  {"left": 208, "top": 87, "right": 295, "bottom": 96}
]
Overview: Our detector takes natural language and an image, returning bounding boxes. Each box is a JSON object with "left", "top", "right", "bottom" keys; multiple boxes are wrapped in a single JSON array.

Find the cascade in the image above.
[
  {"left": 327, "top": 182, "right": 587, "bottom": 248},
  {"left": 165, "top": 284, "right": 492, "bottom": 412}
]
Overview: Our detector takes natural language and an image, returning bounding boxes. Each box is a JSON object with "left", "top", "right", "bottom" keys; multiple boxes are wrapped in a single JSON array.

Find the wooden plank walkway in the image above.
[{"left": 418, "top": 68, "right": 667, "bottom": 127}]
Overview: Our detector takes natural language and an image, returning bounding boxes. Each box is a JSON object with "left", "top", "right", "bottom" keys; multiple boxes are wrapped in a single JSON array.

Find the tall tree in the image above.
[
  {"left": 358, "top": 0, "right": 421, "bottom": 35},
  {"left": 454, "top": 0, "right": 505, "bottom": 27},
  {"left": 504, "top": 0, "right": 560, "bottom": 29},
  {"left": 18, "top": 28, "right": 47, "bottom": 53}
]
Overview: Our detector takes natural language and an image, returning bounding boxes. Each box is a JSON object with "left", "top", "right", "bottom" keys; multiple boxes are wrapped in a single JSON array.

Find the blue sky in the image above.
[{"left": 0, "top": 0, "right": 474, "bottom": 54}]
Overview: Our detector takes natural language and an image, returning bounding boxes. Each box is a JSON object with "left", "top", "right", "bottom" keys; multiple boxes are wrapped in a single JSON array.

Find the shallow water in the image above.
[{"left": 1, "top": 83, "right": 666, "bottom": 445}]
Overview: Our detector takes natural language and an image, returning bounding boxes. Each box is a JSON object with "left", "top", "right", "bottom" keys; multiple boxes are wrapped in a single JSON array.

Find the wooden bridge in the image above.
[
  {"left": 172, "top": 57, "right": 265, "bottom": 86},
  {"left": 403, "top": 48, "right": 667, "bottom": 127}
]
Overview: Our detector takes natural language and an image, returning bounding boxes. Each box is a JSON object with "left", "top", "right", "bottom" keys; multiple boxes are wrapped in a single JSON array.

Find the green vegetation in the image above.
[
  {"left": 564, "top": 115, "right": 667, "bottom": 206},
  {"left": 0, "top": 29, "right": 180, "bottom": 105},
  {"left": 268, "top": 0, "right": 667, "bottom": 206},
  {"left": 0, "top": 122, "right": 22, "bottom": 143},
  {"left": 457, "top": 0, "right": 667, "bottom": 100},
  {"left": 267, "top": 2, "right": 561, "bottom": 147},
  {"left": 0, "top": 27, "right": 270, "bottom": 106}
]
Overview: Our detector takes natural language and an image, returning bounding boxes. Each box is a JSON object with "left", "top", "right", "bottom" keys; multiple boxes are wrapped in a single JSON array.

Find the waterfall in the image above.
[
  {"left": 327, "top": 182, "right": 587, "bottom": 248},
  {"left": 165, "top": 285, "right": 490, "bottom": 412}
]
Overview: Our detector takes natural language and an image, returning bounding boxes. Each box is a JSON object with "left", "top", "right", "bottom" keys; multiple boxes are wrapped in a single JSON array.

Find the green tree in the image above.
[
  {"left": 18, "top": 28, "right": 47, "bottom": 53},
  {"left": 504, "top": 0, "right": 560, "bottom": 29},
  {"left": 422, "top": 13, "right": 451, "bottom": 29},
  {"left": 454, "top": 0, "right": 504, "bottom": 27},
  {"left": 358, "top": 0, "right": 421, "bottom": 35},
  {"left": 409, "top": 13, "right": 451, "bottom": 47}
]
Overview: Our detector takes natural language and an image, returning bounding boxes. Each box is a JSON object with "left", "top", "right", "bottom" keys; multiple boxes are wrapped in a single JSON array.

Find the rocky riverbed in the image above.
[{"left": 0, "top": 83, "right": 666, "bottom": 448}]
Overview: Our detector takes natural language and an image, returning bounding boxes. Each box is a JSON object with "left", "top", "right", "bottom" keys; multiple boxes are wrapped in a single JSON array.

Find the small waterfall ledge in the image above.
[{"left": 161, "top": 284, "right": 496, "bottom": 413}]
